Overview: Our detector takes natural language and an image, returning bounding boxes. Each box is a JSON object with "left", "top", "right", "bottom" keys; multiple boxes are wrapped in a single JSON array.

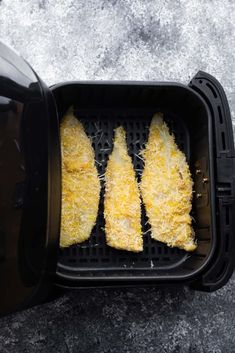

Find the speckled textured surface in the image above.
[{"left": 0, "top": 0, "right": 235, "bottom": 352}]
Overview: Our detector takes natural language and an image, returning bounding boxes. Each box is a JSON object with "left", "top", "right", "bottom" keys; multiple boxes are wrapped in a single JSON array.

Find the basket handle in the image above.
[{"left": 189, "top": 71, "right": 235, "bottom": 291}]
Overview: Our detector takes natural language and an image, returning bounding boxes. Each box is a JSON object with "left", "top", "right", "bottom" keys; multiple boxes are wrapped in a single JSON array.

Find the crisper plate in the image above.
[{"left": 58, "top": 108, "right": 192, "bottom": 273}]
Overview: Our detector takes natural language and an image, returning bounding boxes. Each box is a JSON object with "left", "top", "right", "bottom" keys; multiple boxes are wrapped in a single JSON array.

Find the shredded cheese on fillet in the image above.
[
  {"left": 104, "top": 126, "right": 143, "bottom": 252},
  {"left": 141, "top": 113, "right": 196, "bottom": 252},
  {"left": 60, "top": 108, "right": 100, "bottom": 248}
]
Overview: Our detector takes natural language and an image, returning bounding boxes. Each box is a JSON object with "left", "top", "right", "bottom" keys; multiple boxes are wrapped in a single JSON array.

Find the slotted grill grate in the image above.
[{"left": 58, "top": 109, "right": 190, "bottom": 270}]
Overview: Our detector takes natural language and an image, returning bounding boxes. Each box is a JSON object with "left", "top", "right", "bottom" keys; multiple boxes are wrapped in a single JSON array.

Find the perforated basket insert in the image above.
[{"left": 58, "top": 108, "right": 193, "bottom": 271}]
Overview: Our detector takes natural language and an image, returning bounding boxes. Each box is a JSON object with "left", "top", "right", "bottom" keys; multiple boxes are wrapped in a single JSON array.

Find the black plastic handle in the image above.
[{"left": 189, "top": 71, "right": 235, "bottom": 291}]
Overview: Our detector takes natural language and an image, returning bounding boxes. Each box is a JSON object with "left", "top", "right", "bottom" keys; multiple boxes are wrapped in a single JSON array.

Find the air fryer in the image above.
[{"left": 0, "top": 42, "right": 234, "bottom": 317}]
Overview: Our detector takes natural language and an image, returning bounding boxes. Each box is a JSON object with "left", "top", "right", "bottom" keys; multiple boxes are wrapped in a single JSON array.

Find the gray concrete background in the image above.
[{"left": 0, "top": 0, "right": 234, "bottom": 352}]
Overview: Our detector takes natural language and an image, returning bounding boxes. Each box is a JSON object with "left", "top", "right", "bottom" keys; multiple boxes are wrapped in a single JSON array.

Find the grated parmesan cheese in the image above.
[
  {"left": 104, "top": 126, "right": 143, "bottom": 252},
  {"left": 60, "top": 108, "right": 100, "bottom": 248},
  {"left": 140, "top": 113, "right": 196, "bottom": 252}
]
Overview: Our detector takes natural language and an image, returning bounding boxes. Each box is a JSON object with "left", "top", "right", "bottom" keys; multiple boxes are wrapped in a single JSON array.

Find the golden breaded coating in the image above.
[
  {"left": 141, "top": 113, "right": 196, "bottom": 251},
  {"left": 104, "top": 126, "right": 143, "bottom": 252},
  {"left": 60, "top": 108, "right": 100, "bottom": 248}
]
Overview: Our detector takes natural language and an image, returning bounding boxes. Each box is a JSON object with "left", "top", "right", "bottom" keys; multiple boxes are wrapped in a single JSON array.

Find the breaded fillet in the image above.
[
  {"left": 141, "top": 113, "right": 196, "bottom": 251},
  {"left": 104, "top": 126, "right": 143, "bottom": 252},
  {"left": 60, "top": 108, "right": 100, "bottom": 248}
]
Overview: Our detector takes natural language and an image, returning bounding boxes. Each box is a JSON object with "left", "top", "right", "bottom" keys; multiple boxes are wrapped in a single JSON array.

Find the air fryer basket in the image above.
[{"left": 53, "top": 80, "right": 219, "bottom": 287}]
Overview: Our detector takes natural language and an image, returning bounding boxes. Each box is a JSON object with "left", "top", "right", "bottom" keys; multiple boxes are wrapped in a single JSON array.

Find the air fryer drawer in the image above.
[{"left": 52, "top": 82, "right": 217, "bottom": 286}]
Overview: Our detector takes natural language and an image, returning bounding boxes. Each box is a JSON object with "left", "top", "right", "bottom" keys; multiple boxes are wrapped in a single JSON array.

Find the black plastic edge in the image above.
[
  {"left": 40, "top": 78, "right": 61, "bottom": 278},
  {"left": 11, "top": 78, "right": 61, "bottom": 315},
  {"left": 189, "top": 71, "right": 235, "bottom": 292}
]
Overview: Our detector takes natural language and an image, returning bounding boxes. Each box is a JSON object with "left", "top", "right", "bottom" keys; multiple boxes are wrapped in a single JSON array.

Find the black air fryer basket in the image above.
[{"left": 0, "top": 42, "right": 234, "bottom": 317}]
